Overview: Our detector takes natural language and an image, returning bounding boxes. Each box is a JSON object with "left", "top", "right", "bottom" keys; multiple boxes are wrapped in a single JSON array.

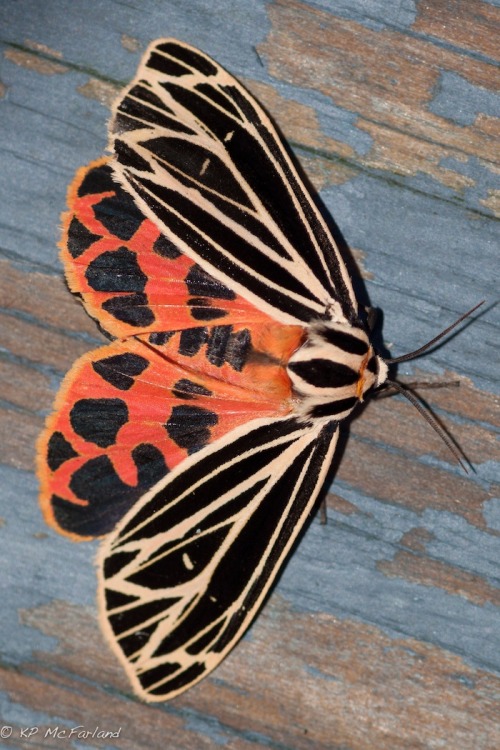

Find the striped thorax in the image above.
[{"left": 288, "top": 321, "right": 388, "bottom": 421}]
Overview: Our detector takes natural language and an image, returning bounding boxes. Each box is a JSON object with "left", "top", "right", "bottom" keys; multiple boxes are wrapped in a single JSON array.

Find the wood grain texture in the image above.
[{"left": 0, "top": 1, "right": 498, "bottom": 748}]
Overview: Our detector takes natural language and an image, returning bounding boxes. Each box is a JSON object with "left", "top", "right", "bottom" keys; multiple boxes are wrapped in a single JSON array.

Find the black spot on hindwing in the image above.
[
  {"left": 149, "top": 331, "right": 175, "bottom": 345},
  {"left": 206, "top": 325, "right": 233, "bottom": 366},
  {"left": 47, "top": 431, "right": 79, "bottom": 471},
  {"left": 85, "top": 247, "right": 147, "bottom": 292},
  {"left": 177, "top": 325, "right": 250, "bottom": 370},
  {"left": 51, "top": 443, "right": 168, "bottom": 537},
  {"left": 171, "top": 378, "right": 212, "bottom": 400},
  {"left": 132, "top": 443, "right": 169, "bottom": 488},
  {"left": 92, "top": 352, "right": 150, "bottom": 391},
  {"left": 102, "top": 293, "right": 155, "bottom": 327},
  {"left": 67, "top": 217, "right": 102, "bottom": 259},
  {"left": 165, "top": 404, "right": 218, "bottom": 454},
  {"left": 70, "top": 398, "right": 128, "bottom": 448},
  {"left": 206, "top": 325, "right": 250, "bottom": 370},
  {"left": 188, "top": 299, "right": 228, "bottom": 321},
  {"left": 226, "top": 328, "right": 251, "bottom": 371},
  {"left": 179, "top": 327, "right": 209, "bottom": 357}
]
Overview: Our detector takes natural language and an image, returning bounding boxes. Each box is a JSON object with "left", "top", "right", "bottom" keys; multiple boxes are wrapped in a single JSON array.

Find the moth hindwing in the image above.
[{"left": 38, "top": 39, "right": 389, "bottom": 701}]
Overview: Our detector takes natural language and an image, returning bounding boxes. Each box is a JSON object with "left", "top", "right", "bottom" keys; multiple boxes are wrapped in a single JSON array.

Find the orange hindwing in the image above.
[{"left": 38, "top": 159, "right": 304, "bottom": 540}]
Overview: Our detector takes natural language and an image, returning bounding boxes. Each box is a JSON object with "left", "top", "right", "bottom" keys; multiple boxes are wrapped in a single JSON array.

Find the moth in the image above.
[{"left": 37, "top": 39, "right": 471, "bottom": 701}]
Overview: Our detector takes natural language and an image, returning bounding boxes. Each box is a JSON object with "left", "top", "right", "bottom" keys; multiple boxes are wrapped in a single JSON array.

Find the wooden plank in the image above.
[{"left": 0, "top": 1, "right": 498, "bottom": 748}]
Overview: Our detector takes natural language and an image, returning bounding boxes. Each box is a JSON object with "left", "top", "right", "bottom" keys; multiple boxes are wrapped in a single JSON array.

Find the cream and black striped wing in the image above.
[
  {"left": 98, "top": 417, "right": 338, "bottom": 701},
  {"left": 109, "top": 39, "right": 357, "bottom": 326}
]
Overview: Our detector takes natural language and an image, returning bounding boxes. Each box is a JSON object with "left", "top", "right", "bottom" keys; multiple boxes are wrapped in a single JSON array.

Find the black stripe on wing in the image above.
[
  {"left": 110, "top": 39, "right": 357, "bottom": 325},
  {"left": 98, "top": 417, "right": 338, "bottom": 701},
  {"left": 122, "top": 170, "right": 320, "bottom": 323}
]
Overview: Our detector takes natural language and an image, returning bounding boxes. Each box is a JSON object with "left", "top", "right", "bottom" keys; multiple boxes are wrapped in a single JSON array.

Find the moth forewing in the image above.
[
  {"left": 108, "top": 38, "right": 358, "bottom": 325},
  {"left": 97, "top": 417, "right": 339, "bottom": 701},
  {"left": 114, "top": 40, "right": 349, "bottom": 287},
  {"left": 120, "top": 165, "right": 330, "bottom": 321}
]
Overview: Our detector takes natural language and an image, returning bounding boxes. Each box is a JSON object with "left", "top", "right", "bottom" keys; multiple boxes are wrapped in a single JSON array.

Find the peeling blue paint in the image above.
[
  {"left": 483, "top": 498, "right": 500, "bottom": 531},
  {"left": 430, "top": 71, "right": 500, "bottom": 127},
  {"left": 0, "top": 466, "right": 97, "bottom": 664}
]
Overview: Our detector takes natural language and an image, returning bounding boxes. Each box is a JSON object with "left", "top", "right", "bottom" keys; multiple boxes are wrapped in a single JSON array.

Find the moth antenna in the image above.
[
  {"left": 388, "top": 301, "right": 484, "bottom": 364},
  {"left": 375, "top": 303, "right": 484, "bottom": 470},
  {"left": 381, "top": 379, "right": 469, "bottom": 473}
]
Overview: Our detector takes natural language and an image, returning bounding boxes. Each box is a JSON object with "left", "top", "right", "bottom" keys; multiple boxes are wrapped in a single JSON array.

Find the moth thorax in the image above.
[{"left": 287, "top": 321, "right": 388, "bottom": 422}]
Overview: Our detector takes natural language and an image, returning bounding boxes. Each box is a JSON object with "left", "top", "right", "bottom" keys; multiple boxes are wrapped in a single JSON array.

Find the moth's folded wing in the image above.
[
  {"left": 98, "top": 417, "right": 339, "bottom": 701},
  {"left": 110, "top": 39, "right": 357, "bottom": 325}
]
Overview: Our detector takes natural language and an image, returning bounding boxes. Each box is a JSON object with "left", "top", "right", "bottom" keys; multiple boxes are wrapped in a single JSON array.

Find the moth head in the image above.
[{"left": 287, "top": 321, "right": 387, "bottom": 422}]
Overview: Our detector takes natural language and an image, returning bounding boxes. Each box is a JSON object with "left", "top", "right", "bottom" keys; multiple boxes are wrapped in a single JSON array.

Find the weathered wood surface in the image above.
[{"left": 0, "top": 1, "right": 499, "bottom": 748}]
